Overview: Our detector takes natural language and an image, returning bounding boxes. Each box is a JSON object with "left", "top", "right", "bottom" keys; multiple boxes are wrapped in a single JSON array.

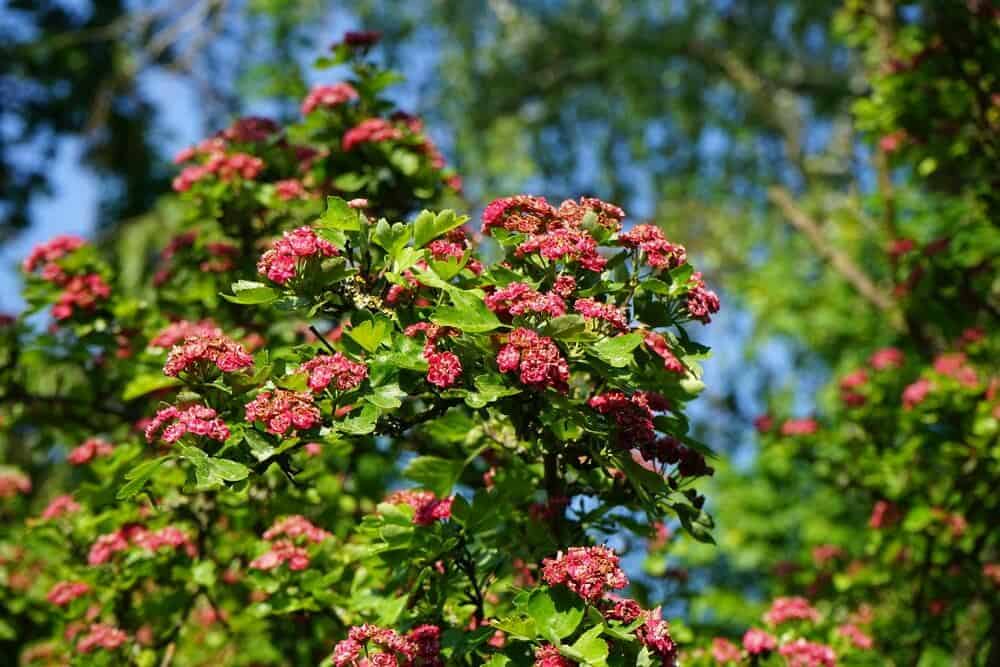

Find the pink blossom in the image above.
[
  {"left": 298, "top": 353, "right": 368, "bottom": 392},
  {"left": 385, "top": 489, "right": 454, "bottom": 526},
  {"left": 481, "top": 195, "right": 556, "bottom": 235},
  {"left": 618, "top": 224, "right": 687, "bottom": 270},
  {"left": 557, "top": 197, "right": 626, "bottom": 231},
  {"left": 245, "top": 389, "right": 321, "bottom": 436},
  {"left": 46, "top": 581, "right": 90, "bottom": 606},
  {"left": 0, "top": 470, "right": 31, "bottom": 498},
  {"left": 552, "top": 275, "right": 577, "bottom": 297},
  {"left": 150, "top": 320, "right": 222, "bottom": 348},
  {"left": 742, "top": 628, "right": 776, "bottom": 655},
  {"left": 41, "top": 494, "right": 81, "bottom": 520},
  {"left": 222, "top": 116, "right": 280, "bottom": 143},
  {"left": 534, "top": 644, "right": 575, "bottom": 667},
  {"left": 250, "top": 539, "right": 311, "bottom": 571},
  {"left": 902, "top": 378, "right": 932, "bottom": 409},
  {"left": 780, "top": 418, "right": 818, "bottom": 436},
  {"left": 263, "top": 515, "right": 331, "bottom": 543},
  {"left": 342, "top": 118, "right": 404, "bottom": 151},
  {"left": 22, "top": 235, "right": 86, "bottom": 277},
  {"left": 426, "top": 350, "right": 462, "bottom": 388},
  {"left": 52, "top": 274, "right": 111, "bottom": 320},
  {"left": 754, "top": 415, "right": 774, "bottom": 433},
  {"left": 712, "top": 638, "right": 741, "bottom": 663},
  {"left": 589, "top": 391, "right": 664, "bottom": 446},
  {"left": 635, "top": 607, "right": 678, "bottom": 664},
  {"left": 496, "top": 328, "right": 569, "bottom": 393},
  {"left": 644, "top": 331, "right": 685, "bottom": 373},
  {"left": 275, "top": 179, "right": 308, "bottom": 200},
  {"left": 763, "top": 596, "right": 820, "bottom": 625},
  {"left": 869, "top": 500, "right": 900, "bottom": 529},
  {"left": 485, "top": 282, "right": 566, "bottom": 320},
  {"left": 778, "top": 639, "right": 836, "bottom": 667},
  {"left": 686, "top": 271, "right": 721, "bottom": 324},
  {"left": 838, "top": 623, "right": 873, "bottom": 649},
  {"left": 301, "top": 83, "right": 359, "bottom": 115},
  {"left": 67, "top": 438, "right": 114, "bottom": 465},
  {"left": 87, "top": 531, "right": 129, "bottom": 565},
  {"left": 541, "top": 546, "right": 627, "bottom": 603},
  {"left": 933, "top": 352, "right": 978, "bottom": 387},
  {"left": 574, "top": 297, "right": 628, "bottom": 331},
  {"left": 516, "top": 228, "right": 607, "bottom": 272},
  {"left": 258, "top": 226, "right": 339, "bottom": 285},
  {"left": 76, "top": 623, "right": 129, "bottom": 654},
  {"left": 145, "top": 404, "right": 230, "bottom": 444},
  {"left": 870, "top": 347, "right": 904, "bottom": 370},
  {"left": 163, "top": 333, "right": 253, "bottom": 377}
]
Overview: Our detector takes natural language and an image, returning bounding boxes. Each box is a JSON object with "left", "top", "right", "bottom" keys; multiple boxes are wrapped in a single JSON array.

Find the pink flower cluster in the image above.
[
  {"left": 275, "top": 178, "right": 308, "bottom": 200},
  {"left": 839, "top": 369, "right": 868, "bottom": 407},
  {"left": 145, "top": 404, "right": 231, "bottom": 444},
  {"left": 67, "top": 438, "right": 114, "bottom": 465},
  {"left": 601, "top": 599, "right": 678, "bottom": 662},
  {"left": 763, "top": 596, "right": 820, "bottom": 625},
  {"left": 342, "top": 118, "right": 404, "bottom": 151},
  {"left": 222, "top": 116, "right": 280, "bottom": 144},
  {"left": 685, "top": 272, "right": 721, "bottom": 324},
  {"left": 870, "top": 346, "right": 904, "bottom": 370},
  {"left": 869, "top": 500, "right": 900, "bottom": 529},
  {"left": 639, "top": 435, "right": 713, "bottom": 478},
  {"left": 481, "top": 195, "right": 556, "bottom": 235},
  {"left": 263, "top": 515, "right": 332, "bottom": 543},
  {"left": 332, "top": 623, "right": 443, "bottom": 667},
  {"left": 427, "top": 238, "right": 465, "bottom": 261},
  {"left": 301, "top": 82, "right": 359, "bottom": 115},
  {"left": 485, "top": 282, "right": 567, "bottom": 320},
  {"left": 557, "top": 197, "right": 626, "bottom": 231},
  {"left": 742, "top": 628, "right": 777, "bottom": 655},
  {"left": 163, "top": 333, "right": 254, "bottom": 377},
  {"left": 497, "top": 328, "right": 569, "bottom": 392},
  {"left": 541, "top": 545, "right": 628, "bottom": 603},
  {"left": 643, "top": 331, "right": 684, "bottom": 373},
  {"left": 933, "top": 352, "right": 978, "bottom": 387},
  {"left": 41, "top": 494, "right": 81, "bottom": 520},
  {"left": 257, "top": 226, "right": 339, "bottom": 285},
  {"left": 46, "top": 581, "right": 90, "bottom": 606},
  {"left": 298, "top": 353, "right": 368, "bottom": 392},
  {"left": 150, "top": 319, "right": 222, "bottom": 348},
  {"left": 618, "top": 225, "right": 687, "bottom": 270},
  {"left": 52, "top": 274, "right": 111, "bottom": 320},
  {"left": 250, "top": 540, "right": 311, "bottom": 572},
  {"left": 22, "top": 235, "right": 86, "bottom": 278},
  {"left": 0, "top": 470, "right": 31, "bottom": 498},
  {"left": 902, "top": 378, "right": 932, "bottom": 409},
  {"left": 76, "top": 623, "right": 129, "bottom": 654},
  {"left": 88, "top": 525, "right": 196, "bottom": 565},
  {"left": 385, "top": 489, "right": 454, "bottom": 526},
  {"left": 589, "top": 390, "right": 668, "bottom": 446},
  {"left": 245, "top": 389, "right": 321, "bottom": 435},
  {"left": 837, "top": 623, "right": 873, "bottom": 649},
  {"left": 778, "top": 639, "right": 836, "bottom": 667},
  {"left": 534, "top": 644, "right": 574, "bottom": 667},
  {"left": 780, "top": 418, "right": 819, "bottom": 436},
  {"left": 405, "top": 323, "right": 463, "bottom": 389},
  {"left": 516, "top": 228, "right": 606, "bottom": 272},
  {"left": 172, "top": 151, "right": 264, "bottom": 192},
  {"left": 574, "top": 297, "right": 628, "bottom": 331},
  {"left": 712, "top": 638, "right": 741, "bottom": 663}
]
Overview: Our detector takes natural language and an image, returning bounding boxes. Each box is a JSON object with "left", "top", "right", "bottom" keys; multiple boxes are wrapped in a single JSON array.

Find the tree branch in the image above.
[{"left": 768, "top": 186, "right": 901, "bottom": 322}]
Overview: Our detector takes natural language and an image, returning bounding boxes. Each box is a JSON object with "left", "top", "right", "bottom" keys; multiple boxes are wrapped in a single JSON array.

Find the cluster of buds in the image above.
[
  {"left": 145, "top": 404, "right": 231, "bottom": 445},
  {"left": 497, "top": 328, "right": 569, "bottom": 392},
  {"left": 172, "top": 151, "right": 265, "bottom": 192},
  {"left": 297, "top": 353, "right": 368, "bottom": 392},
  {"left": 257, "top": 226, "right": 339, "bottom": 285},
  {"left": 52, "top": 274, "right": 111, "bottom": 321},
  {"left": 384, "top": 489, "right": 454, "bottom": 526},
  {"left": 21, "top": 235, "right": 86, "bottom": 280},
  {"left": 574, "top": 297, "right": 628, "bottom": 331},
  {"left": 244, "top": 389, "right": 321, "bottom": 436},
  {"left": 618, "top": 224, "right": 687, "bottom": 270},
  {"left": 88, "top": 525, "right": 196, "bottom": 565}
]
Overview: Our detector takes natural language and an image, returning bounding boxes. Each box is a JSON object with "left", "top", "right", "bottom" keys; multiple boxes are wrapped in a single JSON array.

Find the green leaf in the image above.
[
  {"left": 222, "top": 281, "right": 278, "bottom": 305},
  {"left": 903, "top": 506, "right": 934, "bottom": 532},
  {"left": 432, "top": 290, "right": 502, "bottom": 333},
  {"left": 346, "top": 315, "right": 391, "bottom": 352},
  {"left": 526, "top": 589, "right": 583, "bottom": 641},
  {"left": 591, "top": 333, "right": 643, "bottom": 367},
  {"left": 464, "top": 374, "right": 521, "bottom": 408},
  {"left": 336, "top": 405, "right": 379, "bottom": 435},
  {"left": 539, "top": 314, "right": 587, "bottom": 340},
  {"left": 243, "top": 429, "right": 276, "bottom": 462},
  {"left": 413, "top": 209, "right": 468, "bottom": 248},
  {"left": 567, "top": 625, "right": 608, "bottom": 666},
  {"left": 321, "top": 196, "right": 363, "bottom": 231},
  {"left": 122, "top": 374, "right": 181, "bottom": 401},
  {"left": 117, "top": 457, "right": 170, "bottom": 500},
  {"left": 403, "top": 456, "right": 466, "bottom": 497},
  {"left": 373, "top": 219, "right": 412, "bottom": 257},
  {"left": 333, "top": 172, "right": 367, "bottom": 192},
  {"left": 367, "top": 383, "right": 406, "bottom": 409},
  {"left": 207, "top": 457, "right": 251, "bottom": 482}
]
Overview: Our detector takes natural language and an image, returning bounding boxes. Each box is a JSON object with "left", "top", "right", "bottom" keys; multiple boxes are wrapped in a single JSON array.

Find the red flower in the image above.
[
  {"left": 534, "top": 644, "right": 575, "bottom": 667},
  {"left": 245, "top": 389, "right": 321, "bottom": 436},
  {"left": 40, "top": 494, "right": 81, "bottom": 520},
  {"left": 76, "top": 623, "right": 129, "bottom": 654},
  {"left": 52, "top": 274, "right": 111, "bottom": 320},
  {"left": 778, "top": 639, "right": 835, "bottom": 667},
  {"left": 869, "top": 500, "right": 900, "bottom": 529},
  {"left": 838, "top": 623, "right": 873, "bottom": 649},
  {"left": 250, "top": 540, "right": 310, "bottom": 572},
  {"left": 618, "top": 224, "right": 686, "bottom": 270},
  {"left": 67, "top": 438, "right": 114, "bottom": 465},
  {"left": 742, "top": 628, "right": 776, "bottom": 655},
  {"left": 685, "top": 271, "right": 720, "bottom": 324},
  {"left": 485, "top": 282, "right": 566, "bottom": 320},
  {"left": 150, "top": 320, "right": 222, "bottom": 348},
  {"left": 298, "top": 353, "right": 368, "bottom": 392},
  {"left": 763, "top": 596, "right": 820, "bottom": 625},
  {"left": 342, "top": 118, "right": 404, "bottom": 151},
  {"left": 556, "top": 197, "right": 626, "bottom": 232},
  {"left": 0, "top": 470, "right": 31, "bottom": 498},
  {"left": 426, "top": 351, "right": 462, "bottom": 388},
  {"left": 47, "top": 581, "right": 90, "bottom": 606},
  {"left": 902, "top": 378, "right": 932, "bottom": 409},
  {"left": 574, "top": 297, "right": 628, "bottom": 331},
  {"left": 263, "top": 515, "right": 331, "bottom": 543},
  {"left": 780, "top": 418, "right": 818, "bottom": 436},
  {"left": 384, "top": 489, "right": 454, "bottom": 526},
  {"left": 145, "top": 404, "right": 230, "bottom": 445},
  {"left": 163, "top": 333, "right": 253, "bottom": 377},
  {"left": 870, "top": 346, "right": 904, "bottom": 370},
  {"left": 258, "top": 226, "right": 339, "bottom": 285},
  {"left": 22, "top": 235, "right": 86, "bottom": 277},
  {"left": 496, "top": 328, "right": 569, "bottom": 392},
  {"left": 712, "top": 638, "right": 741, "bottom": 663},
  {"left": 481, "top": 195, "right": 556, "bottom": 235},
  {"left": 644, "top": 331, "right": 684, "bottom": 373},
  {"left": 516, "top": 228, "right": 607, "bottom": 272}
]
